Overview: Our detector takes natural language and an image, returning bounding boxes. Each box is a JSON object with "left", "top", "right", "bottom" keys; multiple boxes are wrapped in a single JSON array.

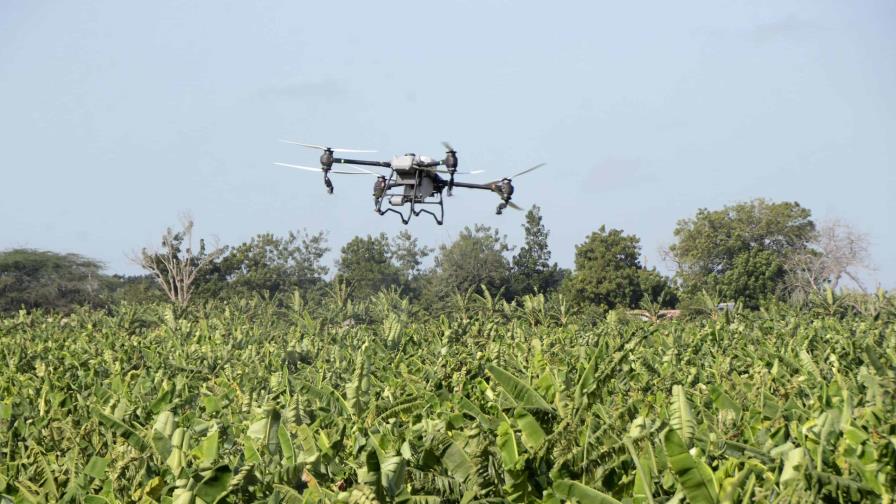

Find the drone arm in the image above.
[
  {"left": 414, "top": 159, "right": 443, "bottom": 168},
  {"left": 449, "top": 181, "right": 495, "bottom": 192},
  {"left": 451, "top": 180, "right": 516, "bottom": 215},
  {"left": 332, "top": 157, "right": 392, "bottom": 168}
]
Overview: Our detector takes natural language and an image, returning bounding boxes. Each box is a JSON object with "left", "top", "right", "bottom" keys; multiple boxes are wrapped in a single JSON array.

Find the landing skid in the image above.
[{"left": 374, "top": 170, "right": 445, "bottom": 225}]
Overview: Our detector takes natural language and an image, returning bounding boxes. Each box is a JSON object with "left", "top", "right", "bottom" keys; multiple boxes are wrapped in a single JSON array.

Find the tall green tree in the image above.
[
  {"left": 638, "top": 268, "right": 679, "bottom": 308},
  {"left": 510, "top": 205, "right": 564, "bottom": 297},
  {"left": 0, "top": 249, "right": 108, "bottom": 313},
  {"left": 390, "top": 230, "right": 432, "bottom": 280},
  {"left": 564, "top": 226, "right": 675, "bottom": 309},
  {"left": 205, "top": 230, "right": 329, "bottom": 298},
  {"left": 433, "top": 224, "right": 512, "bottom": 296},
  {"left": 336, "top": 233, "right": 401, "bottom": 299},
  {"left": 389, "top": 230, "right": 433, "bottom": 297},
  {"left": 716, "top": 249, "right": 785, "bottom": 308},
  {"left": 564, "top": 226, "right": 641, "bottom": 309},
  {"left": 667, "top": 198, "right": 815, "bottom": 306}
]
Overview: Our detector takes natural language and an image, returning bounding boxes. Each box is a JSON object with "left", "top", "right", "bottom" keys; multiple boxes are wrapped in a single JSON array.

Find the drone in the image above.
[{"left": 274, "top": 140, "right": 544, "bottom": 225}]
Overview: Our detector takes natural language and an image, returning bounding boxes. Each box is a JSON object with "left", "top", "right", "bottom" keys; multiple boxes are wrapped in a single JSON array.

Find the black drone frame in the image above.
[{"left": 277, "top": 141, "right": 540, "bottom": 225}]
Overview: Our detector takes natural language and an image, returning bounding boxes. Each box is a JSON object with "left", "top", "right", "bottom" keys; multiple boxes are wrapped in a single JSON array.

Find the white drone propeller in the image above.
[
  {"left": 484, "top": 163, "right": 546, "bottom": 186},
  {"left": 426, "top": 167, "right": 485, "bottom": 175},
  {"left": 273, "top": 162, "right": 378, "bottom": 176},
  {"left": 278, "top": 140, "right": 377, "bottom": 153},
  {"left": 508, "top": 163, "right": 546, "bottom": 179}
]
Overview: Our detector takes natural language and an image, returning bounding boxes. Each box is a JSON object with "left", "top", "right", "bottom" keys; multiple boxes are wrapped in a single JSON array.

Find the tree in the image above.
[
  {"left": 390, "top": 230, "right": 432, "bottom": 281},
  {"left": 666, "top": 198, "right": 815, "bottom": 303},
  {"left": 564, "top": 226, "right": 668, "bottom": 309},
  {"left": 107, "top": 274, "right": 166, "bottom": 304},
  {"left": 433, "top": 224, "right": 512, "bottom": 296},
  {"left": 388, "top": 230, "right": 433, "bottom": 298},
  {"left": 134, "top": 217, "right": 224, "bottom": 308},
  {"left": 0, "top": 249, "right": 108, "bottom": 313},
  {"left": 336, "top": 233, "right": 401, "bottom": 299},
  {"left": 510, "top": 205, "right": 564, "bottom": 297},
  {"left": 638, "top": 268, "right": 679, "bottom": 308},
  {"left": 207, "top": 229, "right": 329, "bottom": 298},
  {"left": 716, "top": 248, "right": 785, "bottom": 309},
  {"left": 785, "top": 219, "right": 873, "bottom": 297}
]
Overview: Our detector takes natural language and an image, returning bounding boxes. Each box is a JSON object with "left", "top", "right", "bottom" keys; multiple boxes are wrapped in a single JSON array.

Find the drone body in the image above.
[{"left": 275, "top": 142, "right": 543, "bottom": 225}]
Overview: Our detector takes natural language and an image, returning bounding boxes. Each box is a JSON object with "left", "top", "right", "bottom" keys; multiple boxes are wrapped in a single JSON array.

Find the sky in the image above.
[{"left": 1, "top": 1, "right": 894, "bottom": 287}]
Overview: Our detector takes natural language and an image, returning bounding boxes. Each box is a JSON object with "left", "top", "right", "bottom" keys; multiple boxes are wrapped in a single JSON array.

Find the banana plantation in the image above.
[{"left": 1, "top": 290, "right": 894, "bottom": 503}]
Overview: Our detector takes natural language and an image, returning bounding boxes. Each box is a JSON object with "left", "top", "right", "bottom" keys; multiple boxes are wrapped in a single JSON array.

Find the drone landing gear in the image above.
[
  {"left": 410, "top": 192, "right": 445, "bottom": 225},
  {"left": 373, "top": 171, "right": 445, "bottom": 225},
  {"left": 373, "top": 194, "right": 445, "bottom": 225}
]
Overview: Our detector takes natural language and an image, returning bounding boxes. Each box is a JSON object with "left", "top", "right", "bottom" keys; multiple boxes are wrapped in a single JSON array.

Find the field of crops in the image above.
[{"left": 1, "top": 292, "right": 894, "bottom": 503}]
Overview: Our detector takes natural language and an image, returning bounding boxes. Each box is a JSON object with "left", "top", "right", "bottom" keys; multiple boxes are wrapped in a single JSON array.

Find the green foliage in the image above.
[
  {"left": 715, "top": 248, "right": 785, "bottom": 309},
  {"left": 553, "top": 480, "right": 622, "bottom": 503},
  {"left": 637, "top": 268, "right": 679, "bottom": 309},
  {"left": 336, "top": 233, "right": 402, "bottom": 300},
  {"left": 433, "top": 224, "right": 512, "bottom": 297},
  {"left": 1, "top": 295, "right": 893, "bottom": 503},
  {"left": 204, "top": 229, "right": 329, "bottom": 299},
  {"left": 564, "top": 226, "right": 674, "bottom": 309},
  {"left": 389, "top": 230, "right": 433, "bottom": 297},
  {"left": 0, "top": 248, "right": 108, "bottom": 313},
  {"left": 663, "top": 429, "right": 718, "bottom": 503},
  {"left": 510, "top": 205, "right": 565, "bottom": 297},
  {"left": 389, "top": 230, "right": 432, "bottom": 280},
  {"left": 565, "top": 226, "right": 642, "bottom": 309},
  {"left": 106, "top": 274, "right": 166, "bottom": 305},
  {"left": 669, "top": 198, "right": 815, "bottom": 304}
]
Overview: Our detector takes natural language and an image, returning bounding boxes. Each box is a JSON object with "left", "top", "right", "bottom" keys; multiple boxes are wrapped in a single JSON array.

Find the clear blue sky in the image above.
[{"left": 1, "top": 1, "right": 894, "bottom": 287}]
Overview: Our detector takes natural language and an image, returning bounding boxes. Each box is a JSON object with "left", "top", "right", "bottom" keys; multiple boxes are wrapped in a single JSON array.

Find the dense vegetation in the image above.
[
  {"left": 0, "top": 250, "right": 108, "bottom": 313},
  {"left": 2, "top": 291, "right": 893, "bottom": 503},
  {"left": 5, "top": 198, "right": 865, "bottom": 316},
  {"left": 1, "top": 197, "right": 888, "bottom": 502}
]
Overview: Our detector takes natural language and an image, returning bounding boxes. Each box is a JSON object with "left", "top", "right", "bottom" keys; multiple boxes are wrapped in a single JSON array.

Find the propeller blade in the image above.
[
  {"left": 279, "top": 140, "right": 327, "bottom": 150},
  {"left": 442, "top": 141, "right": 455, "bottom": 152},
  {"left": 507, "top": 201, "right": 523, "bottom": 211},
  {"left": 484, "top": 163, "right": 546, "bottom": 185},
  {"left": 279, "top": 140, "right": 377, "bottom": 153},
  {"left": 274, "top": 162, "right": 323, "bottom": 172},
  {"left": 273, "top": 162, "right": 376, "bottom": 175},
  {"left": 332, "top": 147, "right": 378, "bottom": 153},
  {"left": 330, "top": 169, "right": 378, "bottom": 175},
  {"left": 508, "top": 163, "right": 546, "bottom": 179},
  {"left": 348, "top": 166, "right": 384, "bottom": 176},
  {"left": 428, "top": 168, "right": 484, "bottom": 175}
]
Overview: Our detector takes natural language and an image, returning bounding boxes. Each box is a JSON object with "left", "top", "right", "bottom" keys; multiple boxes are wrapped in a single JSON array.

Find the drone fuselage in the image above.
[
  {"left": 385, "top": 154, "right": 443, "bottom": 204},
  {"left": 389, "top": 160, "right": 440, "bottom": 202},
  {"left": 389, "top": 154, "right": 416, "bottom": 172}
]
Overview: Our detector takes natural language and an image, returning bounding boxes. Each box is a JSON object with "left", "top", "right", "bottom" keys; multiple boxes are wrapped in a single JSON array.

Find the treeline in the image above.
[{"left": 0, "top": 198, "right": 877, "bottom": 315}]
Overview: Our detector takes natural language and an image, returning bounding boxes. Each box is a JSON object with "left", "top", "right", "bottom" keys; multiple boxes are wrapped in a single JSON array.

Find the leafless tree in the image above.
[
  {"left": 132, "top": 215, "right": 224, "bottom": 307},
  {"left": 785, "top": 219, "right": 872, "bottom": 296},
  {"left": 658, "top": 243, "right": 681, "bottom": 272}
]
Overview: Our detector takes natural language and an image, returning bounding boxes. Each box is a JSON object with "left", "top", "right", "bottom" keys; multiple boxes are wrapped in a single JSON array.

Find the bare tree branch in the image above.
[
  {"left": 785, "top": 219, "right": 873, "bottom": 297},
  {"left": 130, "top": 216, "right": 223, "bottom": 307}
]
